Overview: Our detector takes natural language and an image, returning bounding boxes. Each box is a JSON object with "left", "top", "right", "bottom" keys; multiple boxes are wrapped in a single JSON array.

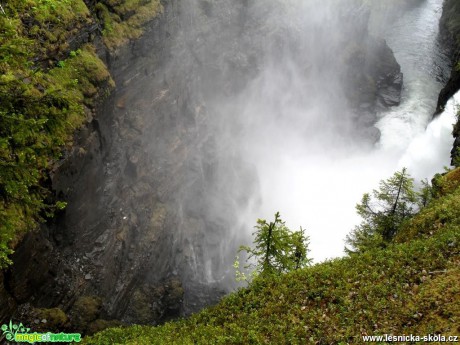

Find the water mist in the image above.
[{"left": 229, "top": 0, "right": 454, "bottom": 262}]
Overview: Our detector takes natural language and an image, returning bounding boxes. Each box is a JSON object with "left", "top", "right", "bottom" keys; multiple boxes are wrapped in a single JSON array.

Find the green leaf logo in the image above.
[{"left": 1, "top": 321, "right": 30, "bottom": 341}]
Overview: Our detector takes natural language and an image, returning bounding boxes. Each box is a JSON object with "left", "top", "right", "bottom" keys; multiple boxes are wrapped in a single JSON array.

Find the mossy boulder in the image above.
[
  {"left": 31, "top": 308, "right": 69, "bottom": 332},
  {"left": 124, "top": 279, "right": 184, "bottom": 324},
  {"left": 87, "top": 319, "right": 124, "bottom": 335},
  {"left": 69, "top": 296, "right": 103, "bottom": 332}
]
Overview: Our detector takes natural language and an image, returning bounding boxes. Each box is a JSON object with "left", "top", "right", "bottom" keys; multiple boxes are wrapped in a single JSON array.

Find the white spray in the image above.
[{"left": 241, "top": 0, "right": 455, "bottom": 262}]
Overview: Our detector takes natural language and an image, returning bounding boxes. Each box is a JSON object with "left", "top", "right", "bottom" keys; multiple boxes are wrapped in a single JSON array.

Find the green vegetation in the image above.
[
  {"left": 0, "top": 1, "right": 112, "bottom": 268},
  {"left": 345, "top": 168, "right": 429, "bottom": 253},
  {"left": 95, "top": 0, "right": 163, "bottom": 51},
  {"left": 454, "top": 112, "right": 460, "bottom": 167},
  {"left": 396, "top": 168, "right": 460, "bottom": 243},
  {"left": 0, "top": 0, "right": 161, "bottom": 268},
  {"left": 84, "top": 168, "right": 460, "bottom": 344},
  {"left": 2, "top": 0, "right": 459, "bottom": 342},
  {"left": 236, "top": 212, "right": 311, "bottom": 281},
  {"left": 32, "top": 308, "right": 68, "bottom": 331}
]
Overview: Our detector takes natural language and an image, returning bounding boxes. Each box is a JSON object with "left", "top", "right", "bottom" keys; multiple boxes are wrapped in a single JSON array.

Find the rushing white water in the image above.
[
  {"left": 253, "top": 0, "right": 456, "bottom": 262},
  {"left": 399, "top": 92, "right": 460, "bottom": 180},
  {"left": 376, "top": 0, "right": 455, "bottom": 182}
]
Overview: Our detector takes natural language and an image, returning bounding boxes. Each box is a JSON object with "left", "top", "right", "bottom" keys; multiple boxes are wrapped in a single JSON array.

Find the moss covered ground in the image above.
[
  {"left": 0, "top": 0, "right": 161, "bottom": 268},
  {"left": 84, "top": 169, "right": 460, "bottom": 344}
]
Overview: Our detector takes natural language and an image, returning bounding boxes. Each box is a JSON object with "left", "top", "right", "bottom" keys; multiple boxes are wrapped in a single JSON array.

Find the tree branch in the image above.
[{"left": 391, "top": 168, "right": 406, "bottom": 217}]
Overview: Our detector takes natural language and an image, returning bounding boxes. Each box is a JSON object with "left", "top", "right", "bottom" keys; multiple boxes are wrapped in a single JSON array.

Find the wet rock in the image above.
[
  {"left": 0, "top": 231, "right": 55, "bottom": 316},
  {"left": 68, "top": 296, "right": 102, "bottom": 332},
  {"left": 0, "top": 274, "right": 16, "bottom": 322},
  {"left": 21, "top": 308, "right": 69, "bottom": 333},
  {"left": 116, "top": 94, "right": 127, "bottom": 109},
  {"left": 378, "top": 72, "right": 403, "bottom": 106},
  {"left": 366, "top": 38, "right": 403, "bottom": 109},
  {"left": 436, "top": 0, "right": 460, "bottom": 114},
  {"left": 123, "top": 279, "right": 184, "bottom": 325},
  {"left": 362, "top": 126, "right": 381, "bottom": 143},
  {"left": 86, "top": 319, "right": 124, "bottom": 336},
  {"left": 435, "top": 0, "right": 460, "bottom": 165},
  {"left": 95, "top": 233, "right": 108, "bottom": 247}
]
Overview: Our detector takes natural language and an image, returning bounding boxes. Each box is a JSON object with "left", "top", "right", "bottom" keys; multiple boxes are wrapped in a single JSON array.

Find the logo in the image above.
[{"left": 1, "top": 321, "right": 81, "bottom": 343}]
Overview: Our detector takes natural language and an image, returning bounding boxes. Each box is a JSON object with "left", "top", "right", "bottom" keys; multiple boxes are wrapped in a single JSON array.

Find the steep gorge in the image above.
[{"left": 1, "top": 0, "right": 460, "bottom": 335}]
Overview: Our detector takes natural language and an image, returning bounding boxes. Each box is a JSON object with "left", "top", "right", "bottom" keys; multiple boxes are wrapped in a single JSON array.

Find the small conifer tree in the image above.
[
  {"left": 346, "top": 168, "right": 429, "bottom": 253},
  {"left": 236, "top": 212, "right": 311, "bottom": 280}
]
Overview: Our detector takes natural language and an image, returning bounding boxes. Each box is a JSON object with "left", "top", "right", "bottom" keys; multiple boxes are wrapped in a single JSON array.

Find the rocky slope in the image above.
[{"left": 84, "top": 167, "right": 460, "bottom": 344}]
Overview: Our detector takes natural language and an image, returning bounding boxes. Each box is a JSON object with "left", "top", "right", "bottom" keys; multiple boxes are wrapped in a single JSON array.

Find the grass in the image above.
[{"left": 84, "top": 169, "right": 460, "bottom": 344}]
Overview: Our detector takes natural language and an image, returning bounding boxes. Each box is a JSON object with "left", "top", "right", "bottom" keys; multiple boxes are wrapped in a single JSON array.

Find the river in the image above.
[{"left": 253, "top": 0, "right": 455, "bottom": 261}]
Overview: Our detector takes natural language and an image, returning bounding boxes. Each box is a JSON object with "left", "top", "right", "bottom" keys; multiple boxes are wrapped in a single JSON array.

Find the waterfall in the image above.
[
  {"left": 4, "top": 0, "right": 459, "bottom": 326},
  {"left": 398, "top": 93, "right": 459, "bottom": 181},
  {"left": 251, "top": 0, "right": 454, "bottom": 262}
]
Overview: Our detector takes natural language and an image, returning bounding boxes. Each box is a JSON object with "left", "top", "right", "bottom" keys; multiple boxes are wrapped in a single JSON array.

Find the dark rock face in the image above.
[
  {"left": 0, "top": 274, "right": 15, "bottom": 317},
  {"left": 437, "top": 68, "right": 460, "bottom": 114},
  {"left": 377, "top": 64, "right": 403, "bottom": 107},
  {"left": 2, "top": 0, "right": 404, "bottom": 331},
  {"left": 436, "top": 0, "right": 460, "bottom": 113},
  {"left": 344, "top": 36, "right": 403, "bottom": 110},
  {"left": 436, "top": 0, "right": 460, "bottom": 164},
  {"left": 341, "top": 32, "right": 403, "bottom": 142}
]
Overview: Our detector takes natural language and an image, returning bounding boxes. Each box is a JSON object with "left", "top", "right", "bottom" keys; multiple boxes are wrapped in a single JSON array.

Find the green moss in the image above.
[
  {"left": 96, "top": 0, "right": 163, "bottom": 51},
  {"left": 407, "top": 269, "right": 460, "bottom": 337},
  {"left": 9, "top": 0, "right": 93, "bottom": 63},
  {"left": 0, "top": 0, "right": 161, "bottom": 268},
  {"left": 49, "top": 44, "right": 114, "bottom": 109},
  {"left": 70, "top": 296, "right": 103, "bottom": 331},
  {"left": 32, "top": 308, "right": 69, "bottom": 331},
  {"left": 87, "top": 319, "right": 124, "bottom": 336},
  {"left": 0, "top": 23, "right": 113, "bottom": 266},
  {"left": 437, "top": 168, "right": 460, "bottom": 195},
  {"left": 130, "top": 288, "right": 154, "bottom": 324},
  {"left": 0, "top": 1, "right": 93, "bottom": 267}
]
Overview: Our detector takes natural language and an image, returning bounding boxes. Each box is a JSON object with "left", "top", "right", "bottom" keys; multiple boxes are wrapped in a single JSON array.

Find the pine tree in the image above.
[
  {"left": 237, "top": 212, "right": 311, "bottom": 278},
  {"left": 346, "top": 168, "right": 418, "bottom": 253}
]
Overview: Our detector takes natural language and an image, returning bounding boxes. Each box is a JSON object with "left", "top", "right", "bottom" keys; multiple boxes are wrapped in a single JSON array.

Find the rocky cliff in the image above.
[{"left": 437, "top": 0, "right": 460, "bottom": 164}]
